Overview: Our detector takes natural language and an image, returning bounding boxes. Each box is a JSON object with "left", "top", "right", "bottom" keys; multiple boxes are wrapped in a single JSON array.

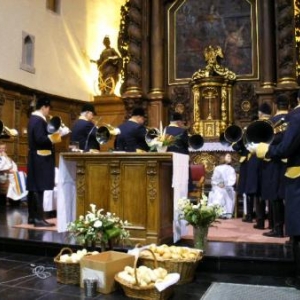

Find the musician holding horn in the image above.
[
  {"left": 71, "top": 103, "right": 100, "bottom": 152},
  {"left": 249, "top": 91, "right": 300, "bottom": 289},
  {"left": 27, "top": 96, "right": 69, "bottom": 227},
  {"left": 165, "top": 112, "right": 189, "bottom": 154},
  {"left": 114, "top": 107, "right": 150, "bottom": 152}
]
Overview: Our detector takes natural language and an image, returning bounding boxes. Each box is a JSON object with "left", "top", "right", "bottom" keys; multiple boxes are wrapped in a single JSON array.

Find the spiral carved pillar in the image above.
[
  {"left": 119, "top": 0, "right": 146, "bottom": 119},
  {"left": 276, "top": 0, "right": 298, "bottom": 87}
]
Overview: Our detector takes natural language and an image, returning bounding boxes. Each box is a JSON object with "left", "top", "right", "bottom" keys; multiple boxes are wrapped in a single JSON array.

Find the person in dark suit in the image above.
[
  {"left": 165, "top": 112, "right": 189, "bottom": 154},
  {"left": 232, "top": 139, "right": 248, "bottom": 219},
  {"left": 261, "top": 94, "right": 289, "bottom": 237},
  {"left": 114, "top": 107, "right": 149, "bottom": 152},
  {"left": 242, "top": 104, "right": 271, "bottom": 224},
  {"left": 251, "top": 91, "right": 300, "bottom": 288},
  {"left": 251, "top": 102, "right": 272, "bottom": 229},
  {"left": 71, "top": 103, "right": 100, "bottom": 152},
  {"left": 27, "top": 96, "right": 68, "bottom": 227}
]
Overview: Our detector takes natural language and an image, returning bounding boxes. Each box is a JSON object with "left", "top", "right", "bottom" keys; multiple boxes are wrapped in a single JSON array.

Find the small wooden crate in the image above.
[
  {"left": 54, "top": 247, "right": 80, "bottom": 285},
  {"left": 115, "top": 249, "right": 175, "bottom": 300}
]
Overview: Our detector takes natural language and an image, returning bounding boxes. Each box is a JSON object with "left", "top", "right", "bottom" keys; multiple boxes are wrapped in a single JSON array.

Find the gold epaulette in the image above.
[
  {"left": 48, "top": 132, "right": 61, "bottom": 144},
  {"left": 247, "top": 153, "right": 252, "bottom": 160},
  {"left": 37, "top": 150, "right": 52, "bottom": 156},
  {"left": 273, "top": 123, "right": 287, "bottom": 134},
  {"left": 285, "top": 166, "right": 300, "bottom": 178},
  {"left": 239, "top": 156, "right": 246, "bottom": 163}
]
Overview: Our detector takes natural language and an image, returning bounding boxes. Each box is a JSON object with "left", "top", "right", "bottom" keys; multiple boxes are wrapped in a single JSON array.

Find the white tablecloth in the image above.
[
  {"left": 57, "top": 154, "right": 190, "bottom": 242},
  {"left": 172, "top": 153, "right": 189, "bottom": 243},
  {"left": 57, "top": 156, "right": 77, "bottom": 232}
]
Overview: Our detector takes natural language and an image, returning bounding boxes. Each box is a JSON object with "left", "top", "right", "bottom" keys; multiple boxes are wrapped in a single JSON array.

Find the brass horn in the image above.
[
  {"left": 47, "top": 116, "right": 62, "bottom": 133},
  {"left": 47, "top": 115, "right": 71, "bottom": 135},
  {"left": 145, "top": 128, "right": 160, "bottom": 144},
  {"left": 0, "top": 120, "right": 18, "bottom": 138},
  {"left": 188, "top": 134, "right": 204, "bottom": 150},
  {"left": 221, "top": 124, "right": 244, "bottom": 144},
  {"left": 244, "top": 118, "right": 285, "bottom": 146},
  {"left": 96, "top": 124, "right": 120, "bottom": 145}
]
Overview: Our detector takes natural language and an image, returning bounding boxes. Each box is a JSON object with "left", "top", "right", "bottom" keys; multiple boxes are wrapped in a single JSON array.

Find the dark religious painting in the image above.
[{"left": 168, "top": 0, "right": 258, "bottom": 83}]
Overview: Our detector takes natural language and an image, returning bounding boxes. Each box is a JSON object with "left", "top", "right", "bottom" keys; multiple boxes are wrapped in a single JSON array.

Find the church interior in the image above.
[{"left": 0, "top": 0, "right": 300, "bottom": 298}]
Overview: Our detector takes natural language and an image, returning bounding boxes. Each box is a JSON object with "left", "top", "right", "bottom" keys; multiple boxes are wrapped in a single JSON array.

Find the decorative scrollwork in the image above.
[{"left": 192, "top": 46, "right": 236, "bottom": 81}]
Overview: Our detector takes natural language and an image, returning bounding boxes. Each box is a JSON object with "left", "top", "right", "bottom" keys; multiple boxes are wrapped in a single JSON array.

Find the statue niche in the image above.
[{"left": 190, "top": 45, "right": 236, "bottom": 141}]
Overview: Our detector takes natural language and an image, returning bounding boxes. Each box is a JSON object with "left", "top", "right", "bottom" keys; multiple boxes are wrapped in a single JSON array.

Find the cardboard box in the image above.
[{"left": 80, "top": 251, "right": 135, "bottom": 294}]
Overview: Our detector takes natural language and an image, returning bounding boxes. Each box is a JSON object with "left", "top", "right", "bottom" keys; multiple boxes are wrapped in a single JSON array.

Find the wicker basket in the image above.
[
  {"left": 114, "top": 248, "right": 175, "bottom": 300},
  {"left": 138, "top": 247, "right": 203, "bottom": 285},
  {"left": 54, "top": 247, "right": 80, "bottom": 285}
]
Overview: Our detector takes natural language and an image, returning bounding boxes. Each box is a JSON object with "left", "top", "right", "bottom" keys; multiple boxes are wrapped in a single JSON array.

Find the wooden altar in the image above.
[{"left": 57, "top": 152, "right": 175, "bottom": 245}]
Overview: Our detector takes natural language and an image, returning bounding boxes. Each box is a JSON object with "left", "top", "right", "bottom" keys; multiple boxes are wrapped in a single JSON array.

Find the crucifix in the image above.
[{"left": 203, "top": 90, "right": 217, "bottom": 120}]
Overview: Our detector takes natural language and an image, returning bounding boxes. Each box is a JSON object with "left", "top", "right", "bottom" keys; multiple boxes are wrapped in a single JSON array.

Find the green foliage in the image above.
[{"left": 177, "top": 195, "right": 223, "bottom": 227}]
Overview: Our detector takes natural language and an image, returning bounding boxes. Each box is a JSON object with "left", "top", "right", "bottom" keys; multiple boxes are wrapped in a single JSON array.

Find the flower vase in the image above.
[
  {"left": 193, "top": 225, "right": 209, "bottom": 251},
  {"left": 157, "top": 146, "right": 167, "bottom": 153},
  {"left": 84, "top": 239, "right": 96, "bottom": 251}
]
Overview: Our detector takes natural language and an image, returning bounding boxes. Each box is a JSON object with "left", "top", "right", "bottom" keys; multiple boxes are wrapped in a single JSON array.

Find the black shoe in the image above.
[
  {"left": 242, "top": 215, "right": 253, "bottom": 223},
  {"left": 253, "top": 224, "right": 265, "bottom": 230},
  {"left": 263, "top": 230, "right": 284, "bottom": 238},
  {"left": 28, "top": 217, "right": 35, "bottom": 225},
  {"left": 34, "top": 219, "right": 55, "bottom": 227}
]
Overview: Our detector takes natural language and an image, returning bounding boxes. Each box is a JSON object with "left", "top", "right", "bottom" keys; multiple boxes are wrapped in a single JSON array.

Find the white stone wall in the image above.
[{"left": 0, "top": 0, "right": 124, "bottom": 101}]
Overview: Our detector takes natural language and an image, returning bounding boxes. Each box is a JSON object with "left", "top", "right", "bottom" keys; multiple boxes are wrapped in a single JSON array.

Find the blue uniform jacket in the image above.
[
  {"left": 165, "top": 125, "right": 189, "bottom": 154},
  {"left": 260, "top": 113, "right": 287, "bottom": 201},
  {"left": 27, "top": 114, "right": 55, "bottom": 191},
  {"left": 115, "top": 120, "right": 149, "bottom": 152},
  {"left": 71, "top": 119, "right": 100, "bottom": 151},
  {"left": 266, "top": 106, "right": 300, "bottom": 236}
]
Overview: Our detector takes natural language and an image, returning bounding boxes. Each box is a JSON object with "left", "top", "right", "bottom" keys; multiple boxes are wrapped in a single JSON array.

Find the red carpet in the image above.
[
  {"left": 12, "top": 217, "right": 289, "bottom": 244},
  {"left": 183, "top": 218, "right": 289, "bottom": 244}
]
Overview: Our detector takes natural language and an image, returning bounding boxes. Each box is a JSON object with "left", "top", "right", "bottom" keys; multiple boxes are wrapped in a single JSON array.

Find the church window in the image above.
[{"left": 20, "top": 32, "right": 35, "bottom": 74}]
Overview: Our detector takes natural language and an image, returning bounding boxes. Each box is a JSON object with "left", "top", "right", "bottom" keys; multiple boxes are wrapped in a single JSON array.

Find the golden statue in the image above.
[
  {"left": 192, "top": 45, "right": 236, "bottom": 81},
  {"left": 91, "top": 36, "right": 123, "bottom": 95}
]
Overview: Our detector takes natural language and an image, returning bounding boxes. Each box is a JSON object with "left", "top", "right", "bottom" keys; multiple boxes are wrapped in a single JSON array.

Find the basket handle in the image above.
[
  {"left": 54, "top": 247, "right": 74, "bottom": 261},
  {"left": 133, "top": 248, "right": 157, "bottom": 286}
]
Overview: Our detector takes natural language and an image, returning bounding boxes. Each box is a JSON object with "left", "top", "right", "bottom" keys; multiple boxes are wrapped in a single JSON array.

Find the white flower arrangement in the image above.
[
  {"left": 67, "top": 204, "right": 130, "bottom": 247},
  {"left": 176, "top": 194, "right": 223, "bottom": 228}
]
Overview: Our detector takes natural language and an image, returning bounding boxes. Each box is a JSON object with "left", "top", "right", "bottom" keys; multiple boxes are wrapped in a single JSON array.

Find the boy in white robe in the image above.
[{"left": 208, "top": 153, "right": 237, "bottom": 218}]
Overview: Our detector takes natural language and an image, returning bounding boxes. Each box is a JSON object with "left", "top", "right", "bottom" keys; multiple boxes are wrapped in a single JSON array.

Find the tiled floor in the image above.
[{"left": 0, "top": 204, "right": 298, "bottom": 299}]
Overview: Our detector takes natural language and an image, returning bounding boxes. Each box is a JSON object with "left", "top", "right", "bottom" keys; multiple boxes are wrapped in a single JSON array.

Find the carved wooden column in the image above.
[
  {"left": 119, "top": 0, "right": 146, "bottom": 119},
  {"left": 260, "top": 0, "right": 276, "bottom": 88},
  {"left": 147, "top": 0, "right": 165, "bottom": 128},
  {"left": 276, "top": 0, "right": 298, "bottom": 87}
]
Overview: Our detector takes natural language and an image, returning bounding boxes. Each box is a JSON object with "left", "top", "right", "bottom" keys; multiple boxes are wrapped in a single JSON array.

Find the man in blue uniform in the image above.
[
  {"left": 261, "top": 94, "right": 289, "bottom": 237},
  {"left": 27, "top": 96, "right": 68, "bottom": 227},
  {"left": 165, "top": 112, "right": 189, "bottom": 154},
  {"left": 71, "top": 103, "right": 100, "bottom": 152},
  {"left": 251, "top": 91, "right": 300, "bottom": 288},
  {"left": 251, "top": 102, "right": 272, "bottom": 229},
  {"left": 115, "top": 107, "right": 149, "bottom": 152}
]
